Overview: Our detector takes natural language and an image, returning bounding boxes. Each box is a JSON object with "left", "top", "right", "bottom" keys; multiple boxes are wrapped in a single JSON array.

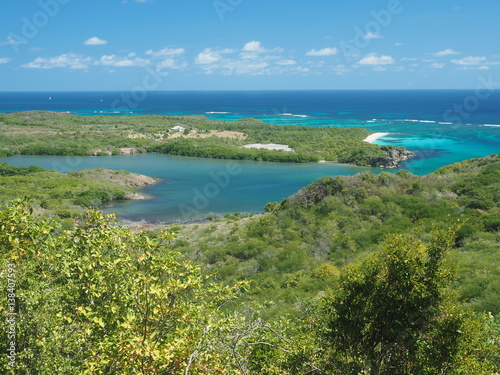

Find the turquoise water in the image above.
[
  {"left": 1, "top": 154, "right": 377, "bottom": 222},
  {"left": 1, "top": 90, "right": 499, "bottom": 221}
]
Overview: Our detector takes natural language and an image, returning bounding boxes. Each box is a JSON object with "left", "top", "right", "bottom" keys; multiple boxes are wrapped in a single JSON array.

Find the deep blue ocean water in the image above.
[{"left": 1, "top": 90, "right": 499, "bottom": 221}]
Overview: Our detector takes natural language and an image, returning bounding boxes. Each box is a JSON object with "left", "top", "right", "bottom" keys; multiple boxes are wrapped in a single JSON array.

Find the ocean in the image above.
[{"left": 1, "top": 90, "right": 499, "bottom": 221}]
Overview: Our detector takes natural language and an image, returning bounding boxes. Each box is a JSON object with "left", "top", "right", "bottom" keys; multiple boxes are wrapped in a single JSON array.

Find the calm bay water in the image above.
[
  {"left": 1, "top": 154, "right": 376, "bottom": 222},
  {"left": 1, "top": 90, "right": 499, "bottom": 221}
]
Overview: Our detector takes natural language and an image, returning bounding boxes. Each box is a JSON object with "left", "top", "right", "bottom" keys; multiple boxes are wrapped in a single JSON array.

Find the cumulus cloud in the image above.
[
  {"left": 430, "top": 63, "right": 445, "bottom": 69},
  {"left": 146, "top": 47, "right": 185, "bottom": 57},
  {"left": 84, "top": 37, "right": 107, "bottom": 46},
  {"left": 333, "top": 64, "right": 352, "bottom": 75},
  {"left": 156, "top": 58, "right": 187, "bottom": 70},
  {"left": 365, "top": 32, "right": 382, "bottom": 39},
  {"left": 22, "top": 53, "right": 93, "bottom": 69},
  {"left": 276, "top": 59, "right": 296, "bottom": 66},
  {"left": 0, "top": 57, "right": 11, "bottom": 64},
  {"left": 306, "top": 47, "right": 338, "bottom": 56},
  {"left": 220, "top": 60, "right": 270, "bottom": 75},
  {"left": 240, "top": 41, "right": 283, "bottom": 59},
  {"left": 22, "top": 51, "right": 158, "bottom": 70},
  {"left": 456, "top": 65, "right": 489, "bottom": 71},
  {"left": 194, "top": 43, "right": 295, "bottom": 76},
  {"left": 242, "top": 41, "right": 266, "bottom": 52},
  {"left": 99, "top": 54, "right": 150, "bottom": 67},
  {"left": 434, "top": 49, "right": 459, "bottom": 57},
  {"left": 451, "top": 56, "right": 487, "bottom": 65},
  {"left": 195, "top": 48, "right": 222, "bottom": 65},
  {"left": 0, "top": 36, "right": 26, "bottom": 46},
  {"left": 358, "top": 53, "right": 395, "bottom": 65}
]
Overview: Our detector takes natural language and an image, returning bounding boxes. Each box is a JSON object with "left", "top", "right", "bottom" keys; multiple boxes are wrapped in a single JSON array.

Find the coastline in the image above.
[
  {"left": 363, "top": 132, "right": 390, "bottom": 144},
  {"left": 129, "top": 192, "right": 154, "bottom": 200}
]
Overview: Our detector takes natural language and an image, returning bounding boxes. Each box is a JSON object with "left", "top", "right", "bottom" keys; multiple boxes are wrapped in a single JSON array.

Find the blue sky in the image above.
[{"left": 1, "top": 0, "right": 499, "bottom": 90}]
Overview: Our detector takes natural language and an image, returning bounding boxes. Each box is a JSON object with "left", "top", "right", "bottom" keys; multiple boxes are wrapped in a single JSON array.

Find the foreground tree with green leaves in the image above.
[
  {"left": 313, "top": 226, "right": 499, "bottom": 375},
  {"left": 1, "top": 200, "right": 498, "bottom": 374},
  {"left": 0, "top": 200, "right": 272, "bottom": 374}
]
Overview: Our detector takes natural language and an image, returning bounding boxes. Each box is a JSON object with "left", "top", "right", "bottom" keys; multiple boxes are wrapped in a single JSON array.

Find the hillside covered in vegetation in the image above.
[
  {"left": 1, "top": 154, "right": 499, "bottom": 374},
  {"left": 172, "top": 154, "right": 500, "bottom": 318},
  {"left": 0, "top": 111, "right": 413, "bottom": 167}
]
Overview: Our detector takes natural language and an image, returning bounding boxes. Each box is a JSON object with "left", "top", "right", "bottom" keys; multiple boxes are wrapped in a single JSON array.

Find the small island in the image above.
[{"left": 0, "top": 111, "right": 414, "bottom": 168}]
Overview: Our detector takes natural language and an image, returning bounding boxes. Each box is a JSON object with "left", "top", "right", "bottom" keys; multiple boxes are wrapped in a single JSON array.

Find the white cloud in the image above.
[
  {"left": 358, "top": 53, "right": 395, "bottom": 65},
  {"left": 220, "top": 60, "right": 270, "bottom": 75},
  {"left": 242, "top": 41, "right": 266, "bottom": 52},
  {"left": 306, "top": 47, "right": 338, "bottom": 56},
  {"left": 84, "top": 37, "right": 107, "bottom": 46},
  {"left": 0, "top": 36, "right": 26, "bottom": 46},
  {"left": 395, "top": 42, "right": 403, "bottom": 47},
  {"left": 22, "top": 53, "right": 93, "bottom": 69},
  {"left": 240, "top": 52, "right": 260, "bottom": 60},
  {"left": 430, "top": 63, "right": 444, "bottom": 69},
  {"left": 451, "top": 56, "right": 486, "bottom": 65},
  {"left": 365, "top": 32, "right": 382, "bottom": 39},
  {"left": 145, "top": 47, "right": 185, "bottom": 57},
  {"left": 195, "top": 48, "right": 221, "bottom": 64},
  {"left": 157, "top": 59, "right": 176, "bottom": 69},
  {"left": 457, "top": 65, "right": 490, "bottom": 71},
  {"left": 294, "top": 66, "right": 310, "bottom": 73},
  {"left": 240, "top": 41, "right": 283, "bottom": 59},
  {"left": 0, "top": 57, "right": 11, "bottom": 64},
  {"left": 276, "top": 59, "right": 296, "bottom": 66},
  {"left": 434, "top": 48, "right": 459, "bottom": 57},
  {"left": 333, "top": 64, "right": 352, "bottom": 75},
  {"left": 99, "top": 54, "right": 150, "bottom": 67},
  {"left": 156, "top": 58, "right": 187, "bottom": 70},
  {"left": 192, "top": 42, "right": 306, "bottom": 76}
]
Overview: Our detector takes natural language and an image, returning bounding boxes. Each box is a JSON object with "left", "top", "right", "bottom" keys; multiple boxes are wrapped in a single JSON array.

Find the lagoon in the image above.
[{"left": 1, "top": 154, "right": 379, "bottom": 222}]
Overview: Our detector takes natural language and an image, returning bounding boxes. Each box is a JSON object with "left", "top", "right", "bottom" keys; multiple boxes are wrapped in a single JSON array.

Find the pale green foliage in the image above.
[{"left": 0, "top": 199, "right": 255, "bottom": 374}]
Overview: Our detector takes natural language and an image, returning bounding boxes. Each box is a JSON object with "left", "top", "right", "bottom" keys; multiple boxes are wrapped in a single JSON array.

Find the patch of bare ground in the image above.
[
  {"left": 167, "top": 130, "right": 247, "bottom": 140},
  {"left": 67, "top": 168, "right": 159, "bottom": 187}
]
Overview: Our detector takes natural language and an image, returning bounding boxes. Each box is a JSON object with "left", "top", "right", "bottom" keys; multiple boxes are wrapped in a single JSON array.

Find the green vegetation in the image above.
[
  {"left": 172, "top": 154, "right": 500, "bottom": 320},
  {"left": 1, "top": 134, "right": 500, "bottom": 373},
  {"left": 0, "top": 203, "right": 250, "bottom": 374},
  {"left": 0, "top": 163, "right": 154, "bottom": 219},
  {"left": 317, "top": 228, "right": 498, "bottom": 374},
  {"left": 1, "top": 201, "right": 498, "bottom": 374},
  {"left": 0, "top": 111, "right": 412, "bottom": 167},
  {"left": 148, "top": 139, "right": 320, "bottom": 163}
]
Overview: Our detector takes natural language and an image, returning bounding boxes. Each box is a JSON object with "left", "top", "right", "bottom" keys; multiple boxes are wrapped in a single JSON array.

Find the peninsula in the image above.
[{"left": 0, "top": 111, "right": 414, "bottom": 168}]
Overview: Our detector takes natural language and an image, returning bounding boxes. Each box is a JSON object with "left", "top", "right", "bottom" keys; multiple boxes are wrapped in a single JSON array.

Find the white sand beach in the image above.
[
  {"left": 243, "top": 143, "right": 294, "bottom": 152},
  {"left": 363, "top": 132, "right": 390, "bottom": 143}
]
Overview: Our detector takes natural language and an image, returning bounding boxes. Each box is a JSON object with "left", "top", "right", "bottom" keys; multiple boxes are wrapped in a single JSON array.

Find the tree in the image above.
[
  {"left": 0, "top": 200, "right": 251, "bottom": 374},
  {"left": 318, "top": 225, "right": 498, "bottom": 375}
]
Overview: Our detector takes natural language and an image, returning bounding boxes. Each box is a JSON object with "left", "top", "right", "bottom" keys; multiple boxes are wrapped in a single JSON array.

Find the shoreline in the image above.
[
  {"left": 129, "top": 192, "right": 154, "bottom": 200},
  {"left": 363, "top": 132, "right": 390, "bottom": 144}
]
